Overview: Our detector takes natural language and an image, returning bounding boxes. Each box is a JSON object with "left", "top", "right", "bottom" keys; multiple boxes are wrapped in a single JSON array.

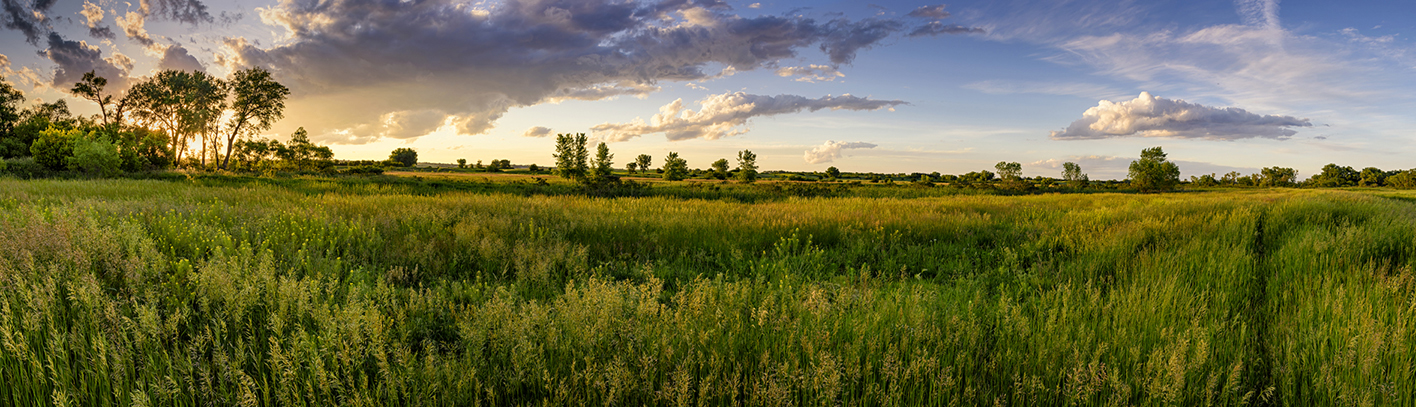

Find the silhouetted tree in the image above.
[
  {"left": 389, "top": 147, "right": 418, "bottom": 167},
  {"left": 220, "top": 68, "right": 289, "bottom": 169},
  {"left": 825, "top": 166, "right": 840, "bottom": 180},
  {"left": 0, "top": 76, "right": 25, "bottom": 157},
  {"left": 635, "top": 154, "right": 653, "bottom": 174}
]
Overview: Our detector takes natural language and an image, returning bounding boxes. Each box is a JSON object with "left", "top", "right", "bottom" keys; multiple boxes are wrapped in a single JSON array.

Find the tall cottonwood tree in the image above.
[
  {"left": 221, "top": 68, "right": 290, "bottom": 169},
  {"left": 127, "top": 70, "right": 226, "bottom": 165}
]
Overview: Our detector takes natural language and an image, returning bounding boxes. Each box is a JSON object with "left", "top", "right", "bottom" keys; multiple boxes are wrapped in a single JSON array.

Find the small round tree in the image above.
[
  {"left": 1128, "top": 147, "right": 1180, "bottom": 192},
  {"left": 389, "top": 148, "right": 418, "bottom": 167}
]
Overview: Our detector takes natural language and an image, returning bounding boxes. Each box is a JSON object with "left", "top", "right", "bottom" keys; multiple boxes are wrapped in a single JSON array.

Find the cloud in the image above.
[
  {"left": 218, "top": 0, "right": 939, "bottom": 144},
  {"left": 1235, "top": 0, "right": 1280, "bottom": 29},
  {"left": 908, "top": 21, "right": 985, "bottom": 37},
  {"left": 803, "top": 140, "right": 877, "bottom": 164},
  {"left": 115, "top": 11, "right": 155, "bottom": 48},
  {"left": 156, "top": 44, "right": 204, "bottom": 72},
  {"left": 748, "top": 3, "right": 761, "bottom": 9},
  {"left": 1050, "top": 92, "right": 1311, "bottom": 141},
  {"left": 2, "top": 0, "right": 56, "bottom": 44},
  {"left": 775, "top": 64, "right": 843, "bottom": 82},
  {"left": 80, "top": 2, "right": 114, "bottom": 39},
  {"left": 40, "top": 32, "right": 132, "bottom": 91},
  {"left": 906, "top": 5, "right": 950, "bottom": 19},
  {"left": 592, "top": 91, "right": 906, "bottom": 142},
  {"left": 521, "top": 126, "right": 554, "bottom": 138},
  {"left": 139, "top": 0, "right": 213, "bottom": 26}
]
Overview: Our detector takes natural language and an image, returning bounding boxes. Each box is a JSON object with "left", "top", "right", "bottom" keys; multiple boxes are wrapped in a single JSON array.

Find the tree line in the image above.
[
  {"left": 548, "top": 133, "right": 759, "bottom": 185},
  {"left": 0, "top": 69, "right": 343, "bottom": 176}
]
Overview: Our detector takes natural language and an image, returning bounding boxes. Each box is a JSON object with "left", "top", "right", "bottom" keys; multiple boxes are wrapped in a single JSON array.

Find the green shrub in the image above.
[
  {"left": 68, "top": 132, "right": 121, "bottom": 177},
  {"left": 29, "top": 126, "right": 80, "bottom": 170},
  {"left": 1389, "top": 170, "right": 1416, "bottom": 189}
]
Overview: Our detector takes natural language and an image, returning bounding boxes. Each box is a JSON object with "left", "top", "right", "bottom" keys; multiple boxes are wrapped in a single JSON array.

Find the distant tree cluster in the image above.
[
  {"left": 0, "top": 68, "right": 345, "bottom": 177},
  {"left": 546, "top": 132, "right": 757, "bottom": 186}
]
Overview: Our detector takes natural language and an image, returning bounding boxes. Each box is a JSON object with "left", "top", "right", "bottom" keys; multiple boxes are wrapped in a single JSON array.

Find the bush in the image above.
[
  {"left": 1389, "top": 170, "right": 1416, "bottom": 189},
  {"left": 68, "top": 133, "right": 121, "bottom": 177},
  {"left": 30, "top": 127, "right": 79, "bottom": 170},
  {"left": 1, "top": 157, "right": 48, "bottom": 178}
]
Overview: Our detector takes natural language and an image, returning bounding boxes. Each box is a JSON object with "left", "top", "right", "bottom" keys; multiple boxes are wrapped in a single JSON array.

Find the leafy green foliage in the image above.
[
  {"left": 662, "top": 151, "right": 688, "bottom": 181},
  {"left": 553, "top": 133, "right": 589, "bottom": 180},
  {"left": 1062, "top": 162, "right": 1088, "bottom": 188},
  {"left": 1388, "top": 170, "right": 1416, "bottom": 189},
  {"left": 1128, "top": 146, "right": 1181, "bottom": 192},
  {"left": 591, "top": 142, "right": 614, "bottom": 183},
  {"left": 457, "top": 158, "right": 467, "bottom": 168},
  {"left": 30, "top": 127, "right": 80, "bottom": 170},
  {"left": 389, "top": 147, "right": 418, "bottom": 167},
  {"left": 67, "top": 132, "right": 121, "bottom": 177},
  {"left": 635, "top": 153, "right": 653, "bottom": 173},
  {"left": 711, "top": 158, "right": 730, "bottom": 180},
  {"left": 1308, "top": 163, "right": 1359, "bottom": 187},
  {"left": 736, "top": 149, "right": 757, "bottom": 183},
  {"left": 825, "top": 166, "right": 840, "bottom": 180},
  {"left": 1260, "top": 166, "right": 1298, "bottom": 187}
]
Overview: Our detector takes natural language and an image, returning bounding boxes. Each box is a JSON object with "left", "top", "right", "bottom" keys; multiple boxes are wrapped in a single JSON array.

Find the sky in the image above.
[{"left": 2, "top": 0, "right": 1414, "bottom": 179}]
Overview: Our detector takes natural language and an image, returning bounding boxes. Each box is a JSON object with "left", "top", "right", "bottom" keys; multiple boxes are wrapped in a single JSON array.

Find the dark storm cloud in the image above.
[
  {"left": 141, "top": 0, "right": 213, "bottom": 25},
  {"left": 157, "top": 43, "right": 204, "bottom": 72},
  {"left": 221, "top": 0, "right": 942, "bottom": 143},
  {"left": 40, "top": 32, "right": 131, "bottom": 91},
  {"left": 2, "top": 0, "right": 57, "bottom": 45}
]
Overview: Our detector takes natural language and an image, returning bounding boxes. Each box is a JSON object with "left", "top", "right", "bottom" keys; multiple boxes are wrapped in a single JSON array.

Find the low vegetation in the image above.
[{"left": 0, "top": 177, "right": 1413, "bottom": 405}]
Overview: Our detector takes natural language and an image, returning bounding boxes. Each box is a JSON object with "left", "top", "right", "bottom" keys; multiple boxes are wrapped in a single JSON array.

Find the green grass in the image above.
[{"left": 0, "top": 177, "right": 1413, "bottom": 406}]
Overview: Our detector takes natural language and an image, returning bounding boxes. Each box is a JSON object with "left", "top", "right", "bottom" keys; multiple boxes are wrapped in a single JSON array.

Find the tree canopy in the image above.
[{"left": 1128, "top": 147, "right": 1181, "bottom": 192}]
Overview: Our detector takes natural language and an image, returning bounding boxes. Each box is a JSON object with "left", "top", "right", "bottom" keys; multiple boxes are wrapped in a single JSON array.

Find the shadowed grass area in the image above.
[{"left": 0, "top": 178, "right": 1412, "bottom": 405}]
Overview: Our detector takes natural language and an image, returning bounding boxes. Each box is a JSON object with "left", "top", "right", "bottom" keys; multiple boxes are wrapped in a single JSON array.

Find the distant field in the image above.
[{"left": 1, "top": 177, "right": 1412, "bottom": 406}]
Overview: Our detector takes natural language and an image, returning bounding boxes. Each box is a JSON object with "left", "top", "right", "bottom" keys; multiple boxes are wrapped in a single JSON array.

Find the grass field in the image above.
[{"left": 1, "top": 176, "right": 1413, "bottom": 406}]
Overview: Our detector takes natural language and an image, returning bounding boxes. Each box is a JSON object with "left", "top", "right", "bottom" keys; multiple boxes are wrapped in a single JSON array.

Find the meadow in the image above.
[{"left": 0, "top": 176, "right": 1413, "bottom": 406}]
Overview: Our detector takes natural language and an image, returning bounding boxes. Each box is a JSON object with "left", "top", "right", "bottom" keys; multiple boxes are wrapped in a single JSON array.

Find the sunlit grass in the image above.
[{"left": 0, "top": 179, "right": 1412, "bottom": 405}]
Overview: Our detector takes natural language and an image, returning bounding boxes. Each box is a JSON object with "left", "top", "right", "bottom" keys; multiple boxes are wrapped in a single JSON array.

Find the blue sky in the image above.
[{"left": 2, "top": 0, "right": 1414, "bottom": 179}]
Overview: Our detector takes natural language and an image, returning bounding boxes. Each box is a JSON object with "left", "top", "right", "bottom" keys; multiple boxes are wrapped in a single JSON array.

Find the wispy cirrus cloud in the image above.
[{"left": 592, "top": 91, "right": 906, "bottom": 142}]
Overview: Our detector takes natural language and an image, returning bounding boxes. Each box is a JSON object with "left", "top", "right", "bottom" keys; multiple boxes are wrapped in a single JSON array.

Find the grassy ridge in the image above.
[{"left": 0, "top": 179, "right": 1412, "bottom": 405}]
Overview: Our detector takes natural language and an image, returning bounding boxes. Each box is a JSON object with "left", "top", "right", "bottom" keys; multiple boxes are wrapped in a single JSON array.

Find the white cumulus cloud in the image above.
[
  {"left": 803, "top": 140, "right": 877, "bottom": 164},
  {"left": 592, "top": 91, "right": 906, "bottom": 142},
  {"left": 1049, "top": 92, "right": 1311, "bottom": 141}
]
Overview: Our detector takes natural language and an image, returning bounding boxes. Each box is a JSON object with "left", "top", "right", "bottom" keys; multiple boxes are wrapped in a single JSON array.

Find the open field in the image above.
[{"left": 1, "top": 177, "right": 1414, "bottom": 406}]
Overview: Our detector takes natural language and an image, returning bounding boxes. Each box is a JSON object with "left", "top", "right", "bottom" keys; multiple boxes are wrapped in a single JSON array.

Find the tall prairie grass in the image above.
[{"left": 0, "top": 179, "right": 1412, "bottom": 405}]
